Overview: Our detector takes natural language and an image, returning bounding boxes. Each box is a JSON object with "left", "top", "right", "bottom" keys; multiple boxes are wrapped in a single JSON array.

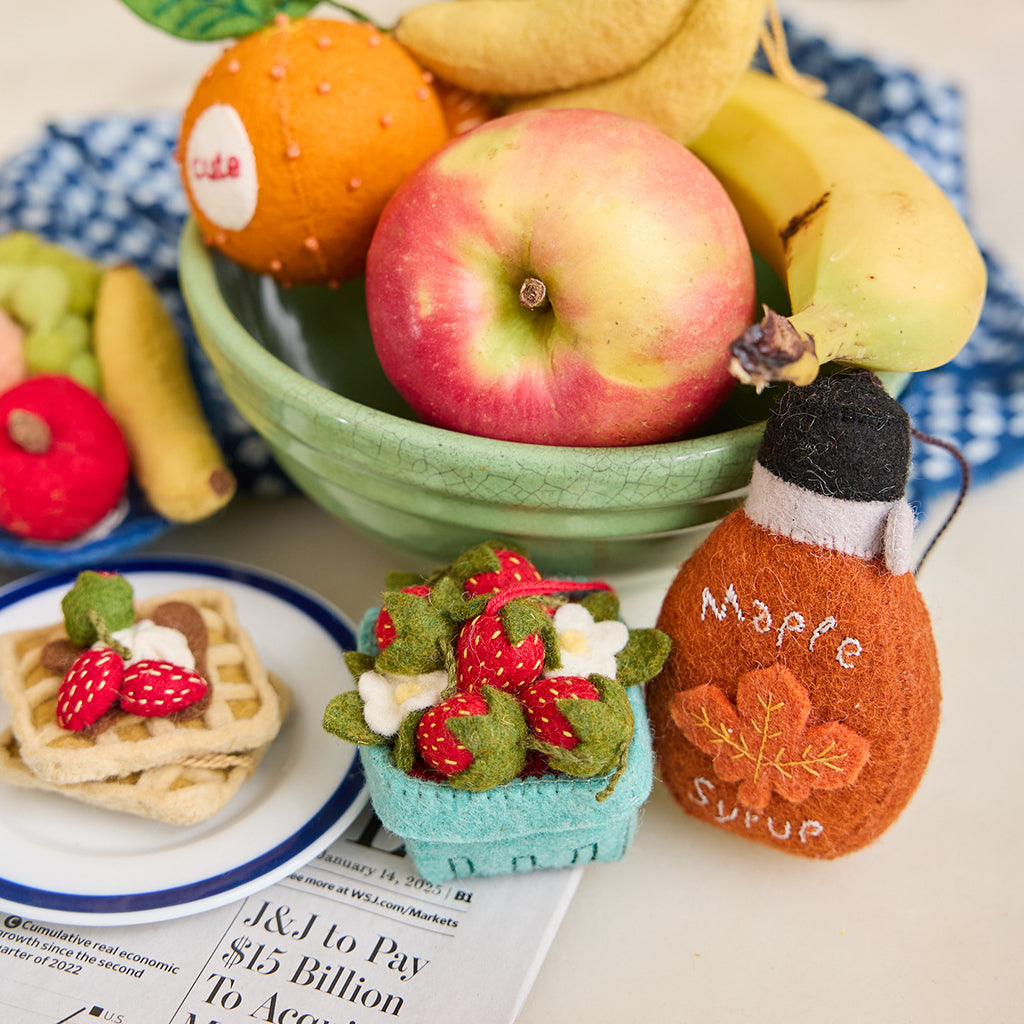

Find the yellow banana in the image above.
[
  {"left": 394, "top": 0, "right": 696, "bottom": 96},
  {"left": 508, "top": 0, "right": 766, "bottom": 146},
  {"left": 688, "top": 69, "right": 987, "bottom": 389}
]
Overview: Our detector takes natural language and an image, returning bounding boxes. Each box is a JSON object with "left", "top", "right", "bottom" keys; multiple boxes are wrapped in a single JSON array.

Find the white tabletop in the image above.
[{"left": 2, "top": 2, "right": 1022, "bottom": 1021}]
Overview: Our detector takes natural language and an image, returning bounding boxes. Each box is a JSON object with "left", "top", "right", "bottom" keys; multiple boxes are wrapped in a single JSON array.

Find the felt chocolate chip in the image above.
[
  {"left": 151, "top": 600, "right": 209, "bottom": 679},
  {"left": 152, "top": 600, "right": 212, "bottom": 721},
  {"left": 41, "top": 638, "right": 83, "bottom": 676}
]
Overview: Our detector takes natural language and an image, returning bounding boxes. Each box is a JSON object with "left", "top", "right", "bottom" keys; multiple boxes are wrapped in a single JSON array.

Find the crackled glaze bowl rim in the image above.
[{"left": 179, "top": 218, "right": 766, "bottom": 511}]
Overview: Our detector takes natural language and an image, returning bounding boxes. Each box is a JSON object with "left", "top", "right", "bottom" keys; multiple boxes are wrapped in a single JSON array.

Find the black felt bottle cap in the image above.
[{"left": 757, "top": 369, "right": 911, "bottom": 501}]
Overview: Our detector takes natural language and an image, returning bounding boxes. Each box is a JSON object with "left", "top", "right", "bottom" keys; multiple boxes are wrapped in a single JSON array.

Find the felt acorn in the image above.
[{"left": 646, "top": 369, "right": 940, "bottom": 858}]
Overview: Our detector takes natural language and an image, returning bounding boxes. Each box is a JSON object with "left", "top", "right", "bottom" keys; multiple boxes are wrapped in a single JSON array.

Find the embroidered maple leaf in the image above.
[{"left": 670, "top": 663, "right": 870, "bottom": 812}]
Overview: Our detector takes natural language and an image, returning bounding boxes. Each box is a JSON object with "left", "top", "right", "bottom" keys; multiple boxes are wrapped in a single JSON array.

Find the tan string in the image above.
[
  {"left": 178, "top": 752, "right": 258, "bottom": 772},
  {"left": 760, "top": 0, "right": 827, "bottom": 98}
]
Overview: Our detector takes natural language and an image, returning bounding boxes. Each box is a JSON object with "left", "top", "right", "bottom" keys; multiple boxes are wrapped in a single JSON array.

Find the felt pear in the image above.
[{"left": 646, "top": 369, "right": 940, "bottom": 858}]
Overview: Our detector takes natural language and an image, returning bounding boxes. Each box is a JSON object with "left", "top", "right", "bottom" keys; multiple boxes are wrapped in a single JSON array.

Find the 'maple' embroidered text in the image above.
[{"left": 700, "top": 584, "right": 863, "bottom": 668}]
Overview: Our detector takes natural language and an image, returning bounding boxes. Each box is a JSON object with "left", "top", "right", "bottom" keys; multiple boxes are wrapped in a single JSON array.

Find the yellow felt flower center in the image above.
[
  {"left": 393, "top": 680, "right": 425, "bottom": 706},
  {"left": 559, "top": 629, "right": 590, "bottom": 656}
]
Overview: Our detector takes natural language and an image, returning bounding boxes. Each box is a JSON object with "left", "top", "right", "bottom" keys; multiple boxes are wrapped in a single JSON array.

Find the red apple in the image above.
[{"left": 365, "top": 108, "right": 756, "bottom": 447}]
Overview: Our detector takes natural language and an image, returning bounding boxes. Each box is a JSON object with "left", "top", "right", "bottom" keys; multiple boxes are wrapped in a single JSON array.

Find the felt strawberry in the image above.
[
  {"left": 454, "top": 578, "right": 613, "bottom": 693},
  {"left": 528, "top": 675, "right": 635, "bottom": 789},
  {"left": 455, "top": 611, "right": 547, "bottom": 693},
  {"left": 415, "top": 686, "right": 527, "bottom": 790},
  {"left": 55, "top": 646, "right": 123, "bottom": 731},
  {"left": 374, "top": 584, "right": 432, "bottom": 651},
  {"left": 520, "top": 675, "right": 602, "bottom": 749},
  {"left": 461, "top": 546, "right": 542, "bottom": 598},
  {"left": 372, "top": 584, "right": 454, "bottom": 676},
  {"left": 417, "top": 691, "right": 486, "bottom": 776},
  {"left": 119, "top": 660, "right": 208, "bottom": 718}
]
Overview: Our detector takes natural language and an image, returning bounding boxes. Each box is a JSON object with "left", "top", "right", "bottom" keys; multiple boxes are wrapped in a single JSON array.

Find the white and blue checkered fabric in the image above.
[{"left": 1, "top": 24, "right": 1021, "bottom": 567}]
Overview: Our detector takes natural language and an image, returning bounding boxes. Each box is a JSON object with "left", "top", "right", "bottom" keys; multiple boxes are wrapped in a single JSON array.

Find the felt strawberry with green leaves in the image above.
[
  {"left": 374, "top": 584, "right": 432, "bottom": 652},
  {"left": 455, "top": 578, "right": 613, "bottom": 693},
  {"left": 414, "top": 686, "right": 528, "bottom": 790},
  {"left": 457, "top": 546, "right": 542, "bottom": 599},
  {"left": 520, "top": 675, "right": 602, "bottom": 748},
  {"left": 523, "top": 674, "right": 635, "bottom": 798}
]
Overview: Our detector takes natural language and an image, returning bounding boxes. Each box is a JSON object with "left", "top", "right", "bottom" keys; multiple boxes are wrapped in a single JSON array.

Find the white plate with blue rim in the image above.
[{"left": 0, "top": 555, "right": 367, "bottom": 927}]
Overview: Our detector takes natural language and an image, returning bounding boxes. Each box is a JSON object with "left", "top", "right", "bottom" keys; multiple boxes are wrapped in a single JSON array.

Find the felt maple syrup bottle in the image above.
[{"left": 646, "top": 369, "right": 940, "bottom": 858}]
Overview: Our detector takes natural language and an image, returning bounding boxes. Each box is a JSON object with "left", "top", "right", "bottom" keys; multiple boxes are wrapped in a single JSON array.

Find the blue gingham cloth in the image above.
[{"left": 0, "top": 24, "right": 1021, "bottom": 566}]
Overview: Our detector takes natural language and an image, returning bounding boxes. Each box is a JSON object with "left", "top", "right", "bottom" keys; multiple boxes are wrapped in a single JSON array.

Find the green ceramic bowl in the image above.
[{"left": 179, "top": 218, "right": 780, "bottom": 575}]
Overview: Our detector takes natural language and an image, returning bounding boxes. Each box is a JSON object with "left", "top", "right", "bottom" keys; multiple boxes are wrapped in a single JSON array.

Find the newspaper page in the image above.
[{"left": 0, "top": 804, "right": 580, "bottom": 1024}]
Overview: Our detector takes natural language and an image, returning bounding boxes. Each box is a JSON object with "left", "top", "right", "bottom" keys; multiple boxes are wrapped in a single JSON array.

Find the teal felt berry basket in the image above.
[{"left": 359, "top": 684, "right": 653, "bottom": 884}]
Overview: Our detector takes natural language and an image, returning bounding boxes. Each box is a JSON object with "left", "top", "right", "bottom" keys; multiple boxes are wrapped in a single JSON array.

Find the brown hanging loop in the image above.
[{"left": 911, "top": 427, "right": 972, "bottom": 574}]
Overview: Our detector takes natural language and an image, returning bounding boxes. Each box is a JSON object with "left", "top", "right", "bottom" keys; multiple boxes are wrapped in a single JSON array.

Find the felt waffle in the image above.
[
  {"left": 0, "top": 673, "right": 291, "bottom": 825},
  {"left": 0, "top": 587, "right": 285, "bottom": 787}
]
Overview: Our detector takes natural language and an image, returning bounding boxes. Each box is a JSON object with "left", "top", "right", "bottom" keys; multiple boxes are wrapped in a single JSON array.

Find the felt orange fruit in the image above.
[{"left": 178, "top": 16, "right": 451, "bottom": 285}]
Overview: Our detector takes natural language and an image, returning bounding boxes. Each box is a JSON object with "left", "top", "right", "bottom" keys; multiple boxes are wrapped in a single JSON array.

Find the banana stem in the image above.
[{"left": 729, "top": 306, "right": 821, "bottom": 391}]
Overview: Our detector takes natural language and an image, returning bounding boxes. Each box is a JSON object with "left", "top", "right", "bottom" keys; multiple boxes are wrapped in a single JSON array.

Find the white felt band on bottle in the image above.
[{"left": 744, "top": 462, "right": 915, "bottom": 575}]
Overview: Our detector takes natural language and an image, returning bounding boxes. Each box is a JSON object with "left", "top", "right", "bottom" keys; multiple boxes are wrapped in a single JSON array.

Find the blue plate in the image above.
[{"left": 0, "top": 555, "right": 366, "bottom": 926}]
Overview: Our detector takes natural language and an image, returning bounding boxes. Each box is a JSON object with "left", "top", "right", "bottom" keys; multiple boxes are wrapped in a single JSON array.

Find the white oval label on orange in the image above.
[{"left": 184, "top": 103, "right": 258, "bottom": 231}]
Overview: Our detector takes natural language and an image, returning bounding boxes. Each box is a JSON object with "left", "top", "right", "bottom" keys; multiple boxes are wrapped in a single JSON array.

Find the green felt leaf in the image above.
[
  {"left": 385, "top": 570, "right": 426, "bottom": 592},
  {"left": 374, "top": 589, "right": 455, "bottom": 675},
  {"left": 322, "top": 691, "right": 388, "bottom": 747},
  {"left": 392, "top": 710, "right": 424, "bottom": 773},
  {"left": 580, "top": 589, "right": 620, "bottom": 623},
  {"left": 615, "top": 628, "right": 672, "bottom": 687},
  {"left": 344, "top": 650, "right": 376, "bottom": 681},
  {"left": 446, "top": 686, "right": 527, "bottom": 791},
  {"left": 428, "top": 574, "right": 486, "bottom": 623},
  {"left": 500, "top": 598, "right": 557, "bottom": 662},
  {"left": 117, "top": 0, "right": 320, "bottom": 41}
]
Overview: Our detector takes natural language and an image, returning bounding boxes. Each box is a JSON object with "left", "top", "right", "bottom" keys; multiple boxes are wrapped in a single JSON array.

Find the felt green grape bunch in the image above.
[
  {"left": 323, "top": 541, "right": 671, "bottom": 799},
  {"left": 0, "top": 231, "right": 105, "bottom": 392}
]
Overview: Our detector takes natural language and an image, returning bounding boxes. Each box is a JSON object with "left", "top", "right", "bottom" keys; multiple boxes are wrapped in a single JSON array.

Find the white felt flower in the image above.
[
  {"left": 544, "top": 603, "right": 629, "bottom": 680},
  {"left": 358, "top": 669, "right": 448, "bottom": 736}
]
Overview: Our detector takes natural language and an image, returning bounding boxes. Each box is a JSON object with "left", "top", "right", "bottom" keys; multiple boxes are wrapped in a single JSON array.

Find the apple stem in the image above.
[
  {"left": 519, "top": 277, "right": 548, "bottom": 311},
  {"left": 6, "top": 408, "right": 51, "bottom": 454}
]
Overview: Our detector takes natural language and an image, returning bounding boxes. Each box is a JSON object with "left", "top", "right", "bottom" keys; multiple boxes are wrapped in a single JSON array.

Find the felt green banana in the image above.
[
  {"left": 688, "top": 69, "right": 987, "bottom": 389},
  {"left": 508, "top": 0, "right": 767, "bottom": 146},
  {"left": 394, "top": 0, "right": 696, "bottom": 95}
]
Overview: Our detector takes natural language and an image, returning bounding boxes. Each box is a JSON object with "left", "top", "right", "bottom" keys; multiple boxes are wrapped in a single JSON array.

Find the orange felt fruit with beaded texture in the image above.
[{"left": 178, "top": 16, "right": 452, "bottom": 286}]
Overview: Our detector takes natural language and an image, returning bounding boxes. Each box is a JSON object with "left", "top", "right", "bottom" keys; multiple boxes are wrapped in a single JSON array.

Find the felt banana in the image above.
[
  {"left": 688, "top": 70, "right": 987, "bottom": 389},
  {"left": 508, "top": 0, "right": 767, "bottom": 146},
  {"left": 394, "top": 0, "right": 696, "bottom": 96}
]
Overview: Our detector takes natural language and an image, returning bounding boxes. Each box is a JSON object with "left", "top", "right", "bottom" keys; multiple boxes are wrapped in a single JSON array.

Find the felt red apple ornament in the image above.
[
  {"left": 646, "top": 369, "right": 940, "bottom": 858},
  {"left": 365, "top": 107, "right": 756, "bottom": 446},
  {"left": 0, "top": 374, "right": 130, "bottom": 541}
]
